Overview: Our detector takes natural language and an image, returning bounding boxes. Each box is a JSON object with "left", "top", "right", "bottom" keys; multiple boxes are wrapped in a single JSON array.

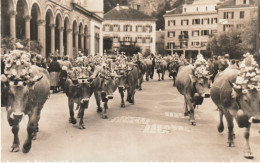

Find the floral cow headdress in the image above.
[{"left": 232, "top": 53, "right": 260, "bottom": 92}]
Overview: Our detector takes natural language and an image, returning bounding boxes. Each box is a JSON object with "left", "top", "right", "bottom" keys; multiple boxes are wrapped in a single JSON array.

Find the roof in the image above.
[
  {"left": 218, "top": 0, "right": 257, "bottom": 9},
  {"left": 164, "top": 5, "right": 183, "bottom": 15},
  {"left": 104, "top": 6, "right": 157, "bottom": 21}
]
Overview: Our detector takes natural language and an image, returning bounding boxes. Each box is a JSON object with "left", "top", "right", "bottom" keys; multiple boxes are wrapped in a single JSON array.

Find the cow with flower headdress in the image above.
[
  {"left": 1, "top": 50, "right": 50, "bottom": 153},
  {"left": 168, "top": 53, "right": 180, "bottom": 86},
  {"left": 176, "top": 54, "right": 212, "bottom": 125},
  {"left": 210, "top": 53, "right": 260, "bottom": 159}
]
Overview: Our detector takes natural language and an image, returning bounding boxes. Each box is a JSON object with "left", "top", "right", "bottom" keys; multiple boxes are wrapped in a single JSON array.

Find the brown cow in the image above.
[
  {"left": 211, "top": 68, "right": 260, "bottom": 159},
  {"left": 176, "top": 65, "right": 211, "bottom": 125},
  {"left": 2, "top": 66, "right": 50, "bottom": 153}
]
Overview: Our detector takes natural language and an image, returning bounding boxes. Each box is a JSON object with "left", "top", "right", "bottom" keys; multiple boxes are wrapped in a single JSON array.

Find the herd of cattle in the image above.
[{"left": 1, "top": 51, "right": 260, "bottom": 159}]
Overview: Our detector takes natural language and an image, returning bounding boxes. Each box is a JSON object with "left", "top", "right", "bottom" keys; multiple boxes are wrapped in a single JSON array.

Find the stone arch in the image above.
[
  {"left": 55, "top": 13, "right": 63, "bottom": 54},
  {"left": 1, "top": 0, "right": 15, "bottom": 38},
  {"left": 84, "top": 24, "right": 89, "bottom": 55},
  {"left": 72, "top": 20, "right": 78, "bottom": 49},
  {"left": 78, "top": 23, "right": 84, "bottom": 51},
  {"left": 63, "top": 16, "right": 70, "bottom": 56},
  {"left": 16, "top": 0, "right": 30, "bottom": 40},
  {"left": 45, "top": 7, "right": 55, "bottom": 58},
  {"left": 30, "top": 2, "right": 42, "bottom": 41}
]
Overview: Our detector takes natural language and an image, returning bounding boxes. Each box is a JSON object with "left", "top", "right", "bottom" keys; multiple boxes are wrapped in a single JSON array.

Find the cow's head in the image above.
[
  {"left": 189, "top": 70, "right": 212, "bottom": 98},
  {"left": 169, "top": 62, "right": 179, "bottom": 76},
  {"left": 231, "top": 83, "right": 260, "bottom": 123},
  {"left": 155, "top": 61, "right": 162, "bottom": 71},
  {"left": 115, "top": 68, "right": 128, "bottom": 92},
  {"left": 100, "top": 73, "right": 117, "bottom": 102},
  {"left": 1, "top": 74, "right": 43, "bottom": 126}
]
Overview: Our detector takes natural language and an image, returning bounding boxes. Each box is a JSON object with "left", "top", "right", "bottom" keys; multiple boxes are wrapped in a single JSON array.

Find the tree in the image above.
[
  {"left": 152, "top": 1, "right": 173, "bottom": 30},
  {"left": 119, "top": 45, "right": 141, "bottom": 56},
  {"left": 103, "top": 37, "right": 113, "bottom": 51},
  {"left": 104, "top": 0, "right": 129, "bottom": 13}
]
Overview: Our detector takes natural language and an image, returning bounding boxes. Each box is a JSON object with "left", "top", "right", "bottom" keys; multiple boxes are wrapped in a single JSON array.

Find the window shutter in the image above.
[
  {"left": 130, "top": 25, "right": 132, "bottom": 31},
  {"left": 192, "top": 19, "right": 194, "bottom": 25},
  {"left": 181, "top": 20, "right": 183, "bottom": 25},
  {"left": 150, "top": 37, "right": 152, "bottom": 43}
]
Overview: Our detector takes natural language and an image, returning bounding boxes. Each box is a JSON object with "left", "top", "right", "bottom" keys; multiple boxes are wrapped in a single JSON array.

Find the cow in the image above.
[
  {"left": 116, "top": 64, "right": 139, "bottom": 108},
  {"left": 143, "top": 59, "right": 153, "bottom": 81},
  {"left": 2, "top": 65, "right": 50, "bottom": 153},
  {"left": 98, "top": 72, "right": 119, "bottom": 119},
  {"left": 64, "top": 66, "right": 103, "bottom": 129},
  {"left": 155, "top": 59, "right": 167, "bottom": 81},
  {"left": 176, "top": 65, "right": 211, "bottom": 125},
  {"left": 210, "top": 68, "right": 260, "bottom": 159},
  {"left": 168, "top": 61, "right": 179, "bottom": 86},
  {"left": 135, "top": 60, "right": 146, "bottom": 90}
]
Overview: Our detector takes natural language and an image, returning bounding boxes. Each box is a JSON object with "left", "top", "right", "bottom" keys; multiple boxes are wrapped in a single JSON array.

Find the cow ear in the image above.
[{"left": 189, "top": 74, "right": 196, "bottom": 83}]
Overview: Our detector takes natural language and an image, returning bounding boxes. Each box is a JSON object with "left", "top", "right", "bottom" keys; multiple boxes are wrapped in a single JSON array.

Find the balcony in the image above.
[{"left": 179, "top": 35, "right": 189, "bottom": 41}]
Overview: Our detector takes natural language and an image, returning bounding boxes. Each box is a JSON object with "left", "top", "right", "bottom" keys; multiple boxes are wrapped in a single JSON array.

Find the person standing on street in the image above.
[{"left": 48, "top": 56, "right": 61, "bottom": 93}]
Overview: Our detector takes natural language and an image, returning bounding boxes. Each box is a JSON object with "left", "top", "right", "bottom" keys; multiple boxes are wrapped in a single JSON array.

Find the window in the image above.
[
  {"left": 113, "top": 25, "right": 120, "bottom": 32},
  {"left": 146, "top": 25, "right": 152, "bottom": 32},
  {"left": 243, "top": 0, "right": 247, "bottom": 4},
  {"left": 113, "top": 36, "right": 119, "bottom": 43},
  {"left": 192, "top": 30, "right": 200, "bottom": 37},
  {"left": 136, "top": 25, "right": 143, "bottom": 32},
  {"left": 168, "top": 20, "right": 176, "bottom": 26},
  {"left": 180, "top": 41, "right": 188, "bottom": 48},
  {"left": 196, "top": 7, "right": 198, "bottom": 12},
  {"left": 223, "top": 24, "right": 234, "bottom": 31},
  {"left": 124, "top": 36, "right": 132, "bottom": 42},
  {"left": 110, "top": 25, "right": 114, "bottom": 31},
  {"left": 201, "top": 42, "right": 207, "bottom": 47},
  {"left": 124, "top": 25, "right": 132, "bottom": 32},
  {"left": 191, "top": 42, "right": 200, "bottom": 47},
  {"left": 240, "top": 11, "right": 245, "bottom": 19},
  {"left": 192, "top": 19, "right": 200, "bottom": 25},
  {"left": 202, "top": 18, "right": 210, "bottom": 25},
  {"left": 168, "top": 31, "right": 175, "bottom": 38},
  {"left": 137, "top": 36, "right": 143, "bottom": 43},
  {"left": 104, "top": 24, "right": 110, "bottom": 32},
  {"left": 181, "top": 19, "right": 189, "bottom": 26},
  {"left": 206, "top": 6, "right": 208, "bottom": 11},
  {"left": 167, "top": 42, "right": 175, "bottom": 49},
  {"left": 236, "top": 24, "right": 244, "bottom": 29},
  {"left": 184, "top": 8, "right": 186, "bottom": 12},
  {"left": 224, "top": 12, "right": 234, "bottom": 19},
  {"left": 145, "top": 36, "right": 151, "bottom": 43},
  {"left": 201, "top": 30, "right": 209, "bottom": 36},
  {"left": 137, "top": 5, "right": 140, "bottom": 10}
]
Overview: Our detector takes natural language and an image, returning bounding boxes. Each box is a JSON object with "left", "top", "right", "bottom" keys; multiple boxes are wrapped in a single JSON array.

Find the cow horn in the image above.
[{"left": 33, "top": 75, "right": 43, "bottom": 82}]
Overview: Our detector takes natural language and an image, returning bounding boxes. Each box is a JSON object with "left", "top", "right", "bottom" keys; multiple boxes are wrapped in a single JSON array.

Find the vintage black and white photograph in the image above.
[{"left": 1, "top": 0, "right": 260, "bottom": 162}]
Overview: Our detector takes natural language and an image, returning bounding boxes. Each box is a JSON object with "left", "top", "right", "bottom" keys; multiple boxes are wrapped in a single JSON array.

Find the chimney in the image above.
[{"left": 116, "top": 4, "right": 120, "bottom": 11}]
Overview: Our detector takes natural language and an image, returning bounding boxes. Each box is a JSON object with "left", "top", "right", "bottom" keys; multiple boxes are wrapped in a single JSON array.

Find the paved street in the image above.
[{"left": 1, "top": 73, "right": 260, "bottom": 162}]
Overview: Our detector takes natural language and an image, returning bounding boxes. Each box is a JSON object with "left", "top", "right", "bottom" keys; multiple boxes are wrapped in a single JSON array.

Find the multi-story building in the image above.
[
  {"left": 217, "top": 0, "right": 257, "bottom": 33},
  {"left": 103, "top": 4, "right": 156, "bottom": 54},
  {"left": 1, "top": 0, "right": 104, "bottom": 59},
  {"left": 164, "top": 0, "right": 219, "bottom": 58}
]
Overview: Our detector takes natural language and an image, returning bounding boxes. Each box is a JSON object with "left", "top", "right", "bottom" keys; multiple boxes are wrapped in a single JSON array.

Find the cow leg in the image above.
[
  {"left": 139, "top": 75, "right": 143, "bottom": 90},
  {"left": 225, "top": 112, "right": 235, "bottom": 147},
  {"left": 10, "top": 124, "right": 20, "bottom": 152},
  {"left": 184, "top": 96, "right": 189, "bottom": 116},
  {"left": 23, "top": 111, "right": 37, "bottom": 153},
  {"left": 32, "top": 106, "right": 44, "bottom": 140},
  {"left": 146, "top": 72, "right": 149, "bottom": 81},
  {"left": 218, "top": 108, "right": 224, "bottom": 133},
  {"left": 79, "top": 107, "right": 86, "bottom": 129},
  {"left": 119, "top": 89, "right": 125, "bottom": 108},
  {"left": 68, "top": 99, "right": 77, "bottom": 124},
  {"left": 158, "top": 73, "right": 161, "bottom": 81},
  {"left": 184, "top": 96, "right": 196, "bottom": 125},
  {"left": 244, "top": 125, "right": 254, "bottom": 159},
  {"left": 131, "top": 89, "right": 135, "bottom": 104},
  {"left": 162, "top": 71, "right": 165, "bottom": 80},
  {"left": 94, "top": 91, "right": 102, "bottom": 113},
  {"left": 102, "top": 100, "right": 108, "bottom": 119}
]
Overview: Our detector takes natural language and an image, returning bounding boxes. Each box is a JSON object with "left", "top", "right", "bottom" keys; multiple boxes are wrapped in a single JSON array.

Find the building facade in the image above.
[
  {"left": 217, "top": 0, "right": 257, "bottom": 33},
  {"left": 1, "top": 0, "right": 104, "bottom": 59},
  {"left": 103, "top": 4, "right": 156, "bottom": 55},
  {"left": 164, "top": 0, "right": 219, "bottom": 58}
]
